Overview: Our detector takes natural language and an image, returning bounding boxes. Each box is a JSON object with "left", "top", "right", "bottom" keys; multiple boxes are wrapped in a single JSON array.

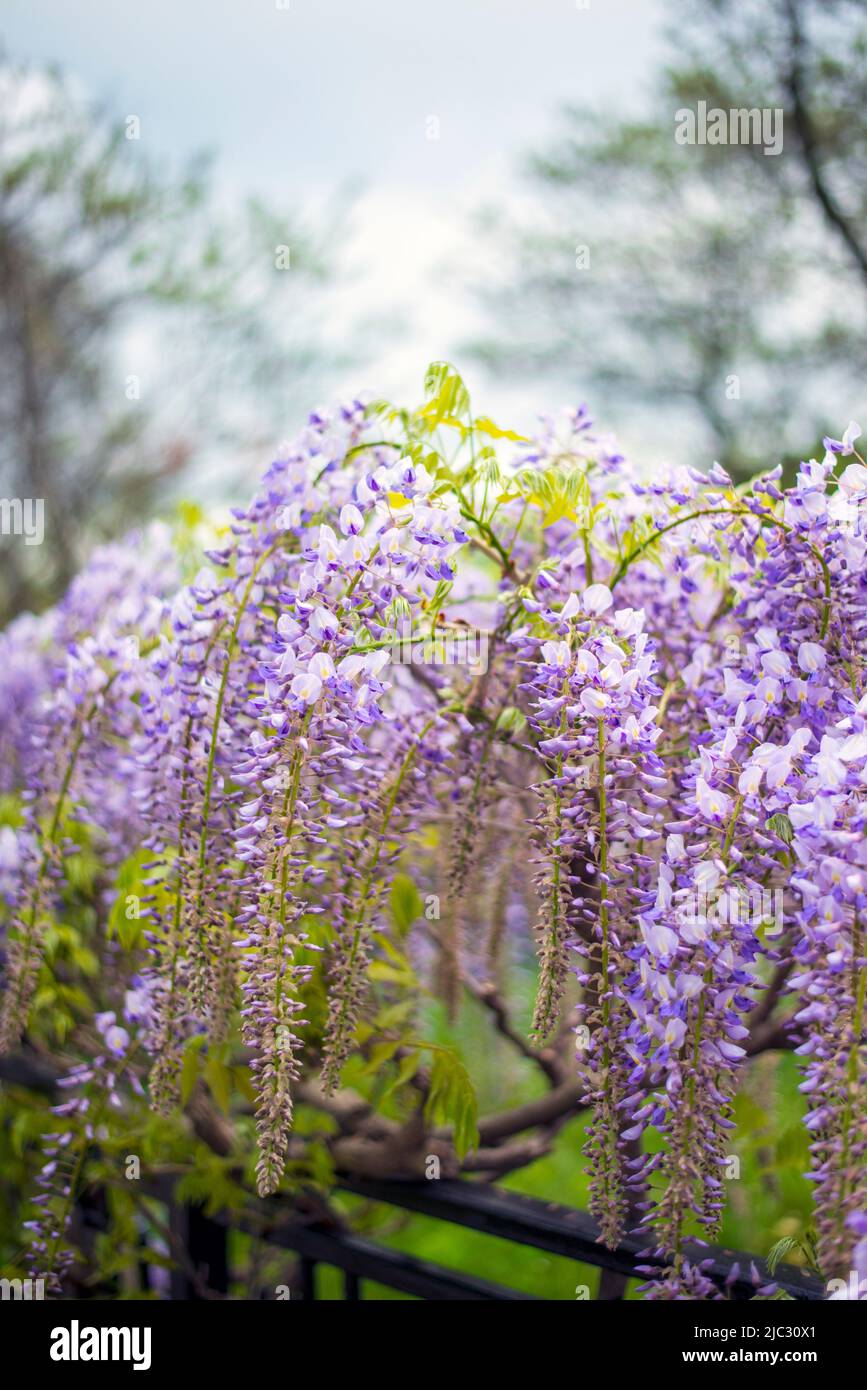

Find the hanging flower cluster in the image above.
[
  {"left": 520, "top": 585, "right": 665, "bottom": 1244},
  {"left": 1, "top": 367, "right": 864, "bottom": 1299}
]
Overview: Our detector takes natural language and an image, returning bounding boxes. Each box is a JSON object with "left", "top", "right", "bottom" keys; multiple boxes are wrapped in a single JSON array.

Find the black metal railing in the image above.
[
  {"left": 0, "top": 1054, "right": 826, "bottom": 1302},
  {"left": 176, "top": 1177, "right": 824, "bottom": 1302}
]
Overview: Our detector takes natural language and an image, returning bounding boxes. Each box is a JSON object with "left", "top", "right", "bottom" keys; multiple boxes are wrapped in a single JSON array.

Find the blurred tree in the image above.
[
  {"left": 470, "top": 0, "right": 867, "bottom": 478},
  {"left": 0, "top": 58, "right": 343, "bottom": 621}
]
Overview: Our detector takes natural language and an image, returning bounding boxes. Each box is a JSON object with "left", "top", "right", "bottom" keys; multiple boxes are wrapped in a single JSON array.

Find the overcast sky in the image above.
[{"left": 3, "top": 0, "right": 666, "bottom": 427}]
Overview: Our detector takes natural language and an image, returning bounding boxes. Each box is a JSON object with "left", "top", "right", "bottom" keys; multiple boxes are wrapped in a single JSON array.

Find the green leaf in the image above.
[
  {"left": 204, "top": 1055, "right": 233, "bottom": 1114},
  {"left": 767, "top": 1236, "right": 799, "bottom": 1274},
  {"left": 368, "top": 958, "right": 417, "bottom": 988},
  {"left": 383, "top": 1051, "right": 421, "bottom": 1098},
  {"left": 375, "top": 998, "right": 416, "bottom": 1030},
  {"left": 384, "top": 595, "right": 411, "bottom": 625},
  {"left": 496, "top": 705, "right": 528, "bottom": 739},
  {"left": 418, "top": 362, "right": 471, "bottom": 430},
  {"left": 775, "top": 1121, "right": 809, "bottom": 1168},
  {"left": 107, "top": 850, "right": 150, "bottom": 950},
  {"left": 180, "top": 1035, "right": 206, "bottom": 1106},
  {"left": 0, "top": 793, "right": 24, "bottom": 829},
  {"left": 231, "top": 1065, "right": 256, "bottom": 1104},
  {"left": 474, "top": 416, "right": 529, "bottom": 443},
  {"left": 71, "top": 945, "right": 100, "bottom": 977},
  {"left": 389, "top": 872, "right": 423, "bottom": 935},
  {"left": 32, "top": 985, "right": 58, "bottom": 1013},
  {"left": 764, "top": 812, "right": 794, "bottom": 846},
  {"left": 359, "top": 1040, "right": 401, "bottom": 1077},
  {"left": 422, "top": 1045, "right": 479, "bottom": 1160}
]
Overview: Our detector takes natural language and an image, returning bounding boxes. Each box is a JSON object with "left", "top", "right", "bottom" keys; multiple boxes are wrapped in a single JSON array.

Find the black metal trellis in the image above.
[
  {"left": 0, "top": 1055, "right": 826, "bottom": 1302},
  {"left": 180, "top": 1177, "right": 824, "bottom": 1302}
]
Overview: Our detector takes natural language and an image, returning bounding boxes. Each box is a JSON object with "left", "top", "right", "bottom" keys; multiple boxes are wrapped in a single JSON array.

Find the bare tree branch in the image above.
[
  {"left": 462, "top": 975, "right": 564, "bottom": 1085},
  {"left": 784, "top": 0, "right": 867, "bottom": 286}
]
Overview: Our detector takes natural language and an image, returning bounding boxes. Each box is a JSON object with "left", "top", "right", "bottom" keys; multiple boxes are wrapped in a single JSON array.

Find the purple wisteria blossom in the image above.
[{"left": 1, "top": 377, "right": 864, "bottom": 1299}]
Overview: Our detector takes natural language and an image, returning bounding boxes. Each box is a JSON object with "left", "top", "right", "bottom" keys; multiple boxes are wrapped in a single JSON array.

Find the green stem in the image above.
[
  {"left": 3, "top": 674, "right": 119, "bottom": 1039},
  {"left": 610, "top": 506, "right": 832, "bottom": 638},
  {"left": 583, "top": 530, "right": 595, "bottom": 586},
  {"left": 838, "top": 913, "right": 865, "bottom": 1231},
  {"left": 314, "top": 438, "right": 399, "bottom": 485},
  {"left": 532, "top": 689, "right": 569, "bottom": 1038},
  {"left": 506, "top": 498, "right": 530, "bottom": 559},
  {"left": 597, "top": 720, "right": 610, "bottom": 1044}
]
